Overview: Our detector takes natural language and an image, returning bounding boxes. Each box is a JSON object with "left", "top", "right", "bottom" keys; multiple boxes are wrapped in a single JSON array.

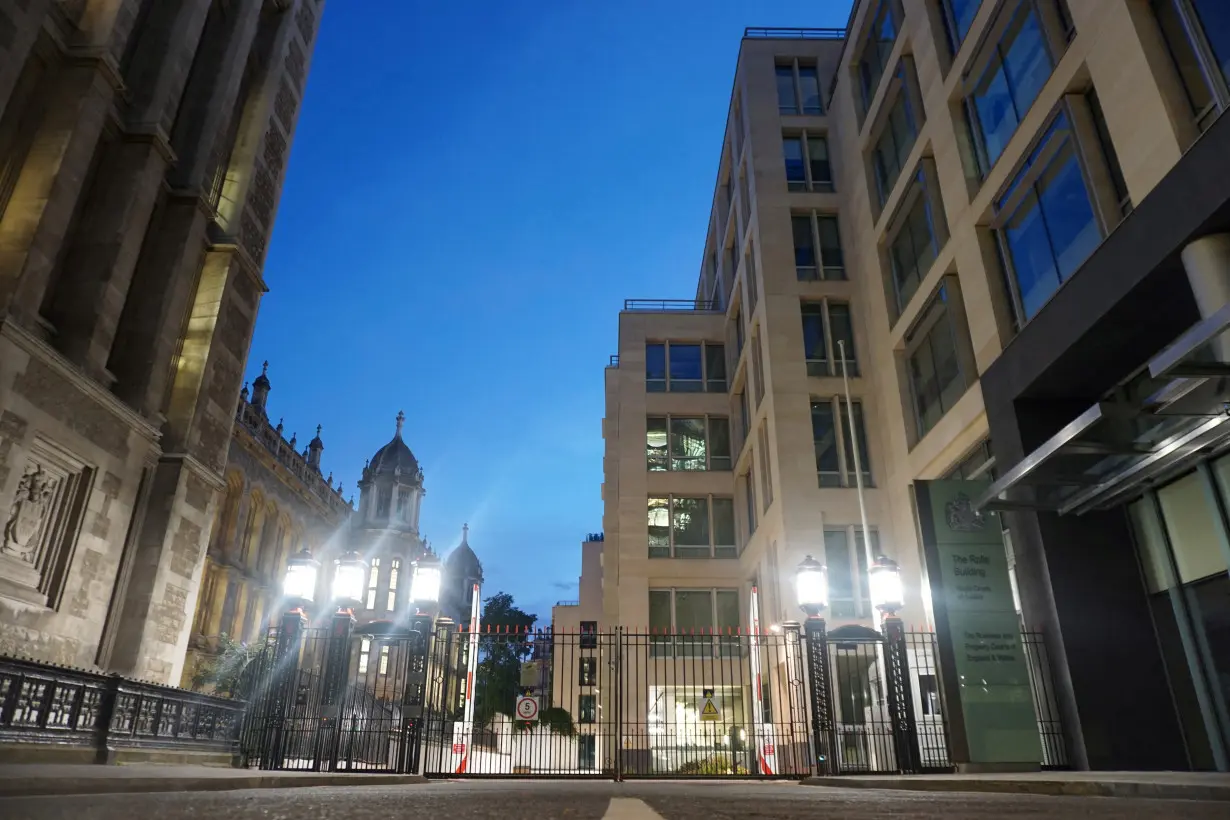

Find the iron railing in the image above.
[
  {"left": 0, "top": 656, "right": 244, "bottom": 761},
  {"left": 608, "top": 354, "right": 620, "bottom": 367},
  {"left": 744, "top": 27, "right": 846, "bottom": 40},
  {"left": 1021, "top": 631, "right": 1069, "bottom": 769},
  {"left": 622, "top": 299, "right": 721, "bottom": 312}
]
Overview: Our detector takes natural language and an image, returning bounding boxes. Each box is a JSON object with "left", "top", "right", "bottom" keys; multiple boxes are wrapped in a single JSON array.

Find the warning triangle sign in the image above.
[{"left": 700, "top": 699, "right": 720, "bottom": 720}]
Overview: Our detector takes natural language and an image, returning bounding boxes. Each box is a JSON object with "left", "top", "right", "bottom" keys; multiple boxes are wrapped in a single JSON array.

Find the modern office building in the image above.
[
  {"left": 597, "top": 0, "right": 1230, "bottom": 772},
  {"left": 0, "top": 0, "right": 325, "bottom": 685}
]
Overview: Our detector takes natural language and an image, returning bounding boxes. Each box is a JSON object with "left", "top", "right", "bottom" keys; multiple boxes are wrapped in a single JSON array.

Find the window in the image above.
[
  {"left": 824, "top": 526, "right": 878, "bottom": 618},
  {"left": 905, "top": 283, "right": 972, "bottom": 440},
  {"left": 1085, "top": 89, "right": 1131, "bottom": 216},
  {"left": 858, "top": 0, "right": 900, "bottom": 113},
  {"left": 377, "top": 486, "right": 391, "bottom": 517},
  {"left": 365, "top": 557, "right": 381, "bottom": 610},
  {"left": 792, "top": 212, "right": 845, "bottom": 281},
  {"left": 579, "top": 657, "right": 598, "bottom": 686},
  {"left": 943, "top": 439, "right": 997, "bottom": 481},
  {"left": 783, "top": 132, "right": 834, "bottom": 192},
  {"left": 645, "top": 342, "right": 726, "bottom": 392},
  {"left": 919, "top": 674, "right": 942, "bottom": 716},
  {"left": 940, "top": 0, "right": 983, "bottom": 51},
  {"left": 993, "top": 109, "right": 1101, "bottom": 322},
  {"left": 886, "top": 163, "right": 948, "bottom": 316},
  {"left": 580, "top": 621, "right": 598, "bottom": 649},
  {"left": 751, "top": 331, "right": 765, "bottom": 406},
  {"left": 811, "top": 398, "right": 874, "bottom": 488},
  {"left": 1153, "top": 0, "right": 1230, "bottom": 132},
  {"left": 378, "top": 645, "right": 390, "bottom": 676},
  {"left": 757, "top": 424, "right": 773, "bottom": 511},
  {"left": 358, "top": 637, "right": 372, "bottom": 674},
  {"left": 579, "top": 694, "right": 597, "bottom": 724},
  {"left": 647, "top": 495, "right": 737, "bottom": 558},
  {"left": 966, "top": 1, "right": 1071, "bottom": 171},
  {"left": 745, "top": 242, "right": 759, "bottom": 313},
  {"left": 871, "top": 66, "right": 920, "bottom": 206},
  {"left": 648, "top": 588, "right": 740, "bottom": 657},
  {"left": 801, "top": 300, "right": 858, "bottom": 378},
  {"left": 777, "top": 60, "right": 824, "bottom": 115},
  {"left": 743, "top": 466, "right": 757, "bottom": 540},
  {"left": 647, "top": 416, "right": 732, "bottom": 472},
  {"left": 578, "top": 735, "right": 596, "bottom": 770},
  {"left": 387, "top": 558, "right": 400, "bottom": 611}
]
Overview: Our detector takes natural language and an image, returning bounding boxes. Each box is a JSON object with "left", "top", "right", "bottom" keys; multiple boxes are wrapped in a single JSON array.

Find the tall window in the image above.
[
  {"left": 905, "top": 283, "right": 972, "bottom": 441},
  {"left": 824, "top": 527, "right": 878, "bottom": 618},
  {"left": 647, "top": 416, "right": 731, "bottom": 471},
  {"left": 365, "top": 557, "right": 381, "bottom": 610},
  {"left": 783, "top": 132, "right": 834, "bottom": 192},
  {"left": 646, "top": 342, "right": 726, "bottom": 392},
  {"left": 1153, "top": 0, "right": 1230, "bottom": 132},
  {"left": 757, "top": 424, "right": 774, "bottom": 511},
  {"left": 870, "top": 64, "right": 920, "bottom": 206},
  {"left": 887, "top": 165, "right": 946, "bottom": 315},
  {"left": 744, "top": 465, "right": 758, "bottom": 540},
  {"left": 801, "top": 300, "right": 858, "bottom": 378},
  {"left": 858, "top": 0, "right": 900, "bottom": 113},
  {"left": 751, "top": 331, "right": 765, "bottom": 406},
  {"left": 579, "top": 694, "right": 597, "bottom": 724},
  {"left": 579, "top": 657, "right": 598, "bottom": 686},
  {"left": 377, "top": 486, "right": 391, "bottom": 517},
  {"left": 777, "top": 60, "right": 824, "bottom": 115},
  {"left": 811, "top": 398, "right": 874, "bottom": 488},
  {"left": 745, "top": 241, "right": 760, "bottom": 313},
  {"left": 966, "top": 0, "right": 1072, "bottom": 171},
  {"left": 647, "top": 495, "right": 737, "bottom": 558},
  {"left": 378, "top": 645, "right": 390, "bottom": 676},
  {"left": 993, "top": 109, "right": 1101, "bottom": 322},
  {"left": 792, "top": 212, "right": 845, "bottom": 281},
  {"left": 387, "top": 558, "right": 400, "bottom": 611},
  {"left": 358, "top": 637, "right": 372, "bottom": 674},
  {"left": 648, "top": 588, "right": 740, "bottom": 657},
  {"left": 940, "top": 0, "right": 984, "bottom": 52}
]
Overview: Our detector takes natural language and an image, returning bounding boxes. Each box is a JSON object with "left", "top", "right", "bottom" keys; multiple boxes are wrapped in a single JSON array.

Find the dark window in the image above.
[
  {"left": 579, "top": 694, "right": 597, "bottom": 723},
  {"left": 579, "top": 657, "right": 598, "bottom": 686},
  {"left": 889, "top": 174, "right": 940, "bottom": 312},
  {"left": 920, "top": 674, "right": 942, "bottom": 716},
  {"left": 941, "top": 0, "right": 983, "bottom": 52},
  {"left": 783, "top": 136, "right": 807, "bottom": 189},
  {"left": 871, "top": 71, "right": 919, "bottom": 205},
  {"left": 801, "top": 301, "right": 858, "bottom": 378},
  {"left": 808, "top": 136, "right": 833, "bottom": 191},
  {"left": 792, "top": 215, "right": 817, "bottom": 278},
  {"left": 712, "top": 498, "right": 736, "bottom": 556},
  {"left": 646, "top": 343, "right": 666, "bottom": 392},
  {"left": 1085, "top": 89, "right": 1131, "bottom": 216},
  {"left": 817, "top": 216, "right": 845, "bottom": 279},
  {"left": 669, "top": 344, "right": 703, "bottom": 392},
  {"left": 706, "top": 343, "right": 727, "bottom": 392},
  {"left": 830, "top": 303, "right": 858, "bottom": 377},
  {"left": 784, "top": 133, "right": 834, "bottom": 192},
  {"left": 776, "top": 64, "right": 798, "bottom": 114},
  {"left": 801, "top": 303, "right": 829, "bottom": 377},
  {"left": 578, "top": 735, "right": 596, "bottom": 769},
  {"left": 580, "top": 621, "right": 597, "bottom": 649},
  {"left": 647, "top": 342, "right": 726, "bottom": 393},
  {"left": 859, "top": 1, "right": 899, "bottom": 112},
  {"left": 799, "top": 65, "right": 823, "bottom": 114},
  {"left": 812, "top": 398, "right": 874, "bottom": 488},
  {"left": 906, "top": 284, "right": 971, "bottom": 440},
  {"left": 710, "top": 418, "right": 732, "bottom": 471}
]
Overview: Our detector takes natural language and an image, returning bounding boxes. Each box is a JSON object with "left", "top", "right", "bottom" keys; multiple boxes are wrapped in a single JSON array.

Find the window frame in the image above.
[
  {"left": 646, "top": 494, "right": 738, "bottom": 559},
  {"left": 358, "top": 637, "right": 372, "bottom": 674},
  {"left": 365, "top": 557, "right": 381, "bottom": 610},
  {"left": 868, "top": 60, "right": 923, "bottom": 209},
  {"left": 646, "top": 414, "right": 732, "bottom": 472},
  {"left": 645, "top": 341, "right": 727, "bottom": 393},
  {"left": 386, "top": 558, "right": 400, "bottom": 612},
  {"left": 823, "top": 526, "right": 880, "bottom": 618},
  {"left": 757, "top": 423, "right": 774, "bottom": 512},
  {"left": 883, "top": 160, "right": 949, "bottom": 319},
  {"left": 648, "top": 587, "right": 742, "bottom": 658},
  {"left": 1153, "top": 0, "right": 1230, "bottom": 132},
  {"left": 939, "top": 0, "right": 985, "bottom": 55},
  {"left": 857, "top": 0, "right": 903, "bottom": 116},
  {"left": 783, "top": 130, "right": 835, "bottom": 193},
  {"left": 579, "top": 694, "right": 597, "bottom": 724},
  {"left": 776, "top": 58, "right": 825, "bottom": 115},
  {"left": 811, "top": 397, "right": 875, "bottom": 488},
  {"left": 801, "top": 299, "right": 859, "bottom": 378},
  {"left": 792, "top": 211, "right": 846, "bottom": 281},
  {"left": 903, "top": 280, "right": 974, "bottom": 442},
  {"left": 990, "top": 103, "right": 1106, "bottom": 326}
]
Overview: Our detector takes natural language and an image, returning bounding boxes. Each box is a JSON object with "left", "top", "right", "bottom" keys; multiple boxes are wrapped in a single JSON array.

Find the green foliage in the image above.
[
  {"left": 473, "top": 592, "right": 537, "bottom": 726},
  {"left": 189, "top": 633, "right": 266, "bottom": 698},
  {"left": 513, "top": 705, "right": 576, "bottom": 736},
  {"left": 674, "top": 754, "right": 748, "bottom": 775}
]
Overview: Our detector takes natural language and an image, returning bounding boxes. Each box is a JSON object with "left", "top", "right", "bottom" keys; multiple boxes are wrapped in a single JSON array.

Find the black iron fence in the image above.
[{"left": 0, "top": 656, "right": 244, "bottom": 761}]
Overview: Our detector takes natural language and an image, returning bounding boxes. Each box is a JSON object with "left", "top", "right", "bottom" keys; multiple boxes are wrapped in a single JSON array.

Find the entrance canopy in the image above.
[{"left": 975, "top": 304, "right": 1230, "bottom": 515}]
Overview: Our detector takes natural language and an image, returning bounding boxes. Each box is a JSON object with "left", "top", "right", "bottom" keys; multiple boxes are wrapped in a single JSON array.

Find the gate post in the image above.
[
  {"left": 803, "top": 617, "right": 837, "bottom": 775},
  {"left": 883, "top": 616, "right": 921, "bottom": 774},
  {"left": 398, "top": 612, "right": 442, "bottom": 775},
  {"left": 266, "top": 608, "right": 307, "bottom": 770},
  {"left": 319, "top": 610, "right": 355, "bottom": 771}
]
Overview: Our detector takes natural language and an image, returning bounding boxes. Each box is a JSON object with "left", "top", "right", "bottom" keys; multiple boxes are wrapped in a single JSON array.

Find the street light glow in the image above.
[
  {"left": 332, "top": 551, "right": 367, "bottom": 606},
  {"left": 869, "top": 555, "right": 905, "bottom": 616},
  {"left": 282, "top": 547, "right": 319, "bottom": 604},
  {"left": 795, "top": 555, "right": 828, "bottom": 617},
  {"left": 411, "top": 554, "right": 442, "bottom": 604}
]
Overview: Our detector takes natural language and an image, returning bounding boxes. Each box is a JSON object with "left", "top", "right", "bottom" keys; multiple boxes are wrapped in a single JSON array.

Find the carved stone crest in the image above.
[
  {"left": 944, "top": 492, "right": 988, "bottom": 533},
  {"left": 3, "top": 464, "right": 57, "bottom": 563}
]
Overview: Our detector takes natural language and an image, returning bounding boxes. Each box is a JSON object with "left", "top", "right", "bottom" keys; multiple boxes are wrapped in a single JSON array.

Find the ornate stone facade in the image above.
[{"left": 0, "top": 0, "right": 326, "bottom": 684}]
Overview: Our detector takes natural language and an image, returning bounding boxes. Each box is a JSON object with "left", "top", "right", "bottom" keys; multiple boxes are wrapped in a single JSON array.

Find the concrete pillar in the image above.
[
  {"left": 124, "top": 0, "right": 213, "bottom": 132},
  {"left": 1180, "top": 233, "right": 1230, "bottom": 318}
]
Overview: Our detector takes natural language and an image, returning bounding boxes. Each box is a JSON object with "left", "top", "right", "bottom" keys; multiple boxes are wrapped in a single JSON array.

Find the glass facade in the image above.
[
  {"left": 871, "top": 69, "right": 918, "bottom": 206},
  {"left": 1126, "top": 463, "right": 1230, "bottom": 769}
]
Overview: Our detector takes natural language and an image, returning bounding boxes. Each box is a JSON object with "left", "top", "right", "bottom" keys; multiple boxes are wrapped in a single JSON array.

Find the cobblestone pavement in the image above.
[{"left": 2, "top": 779, "right": 1227, "bottom": 819}]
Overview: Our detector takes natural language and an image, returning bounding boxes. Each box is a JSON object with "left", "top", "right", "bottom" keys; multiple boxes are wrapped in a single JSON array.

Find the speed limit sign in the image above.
[{"left": 515, "top": 695, "right": 539, "bottom": 721}]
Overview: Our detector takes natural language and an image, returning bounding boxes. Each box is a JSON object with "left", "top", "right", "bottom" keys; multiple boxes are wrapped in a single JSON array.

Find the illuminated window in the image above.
[
  {"left": 358, "top": 638, "right": 371, "bottom": 674},
  {"left": 387, "top": 558, "right": 400, "bottom": 611},
  {"left": 379, "top": 645, "right": 390, "bottom": 675},
  {"left": 366, "top": 557, "right": 380, "bottom": 610}
]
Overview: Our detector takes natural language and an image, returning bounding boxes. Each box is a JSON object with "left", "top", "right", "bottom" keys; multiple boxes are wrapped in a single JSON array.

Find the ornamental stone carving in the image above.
[{"left": 3, "top": 464, "right": 57, "bottom": 563}]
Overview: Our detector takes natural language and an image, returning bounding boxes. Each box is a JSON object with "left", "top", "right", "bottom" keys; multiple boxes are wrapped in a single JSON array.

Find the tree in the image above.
[
  {"left": 189, "top": 633, "right": 268, "bottom": 698},
  {"left": 473, "top": 592, "right": 537, "bottom": 725}
]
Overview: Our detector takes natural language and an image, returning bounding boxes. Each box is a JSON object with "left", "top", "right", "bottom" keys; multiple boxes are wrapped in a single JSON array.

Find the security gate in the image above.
[{"left": 419, "top": 625, "right": 812, "bottom": 779}]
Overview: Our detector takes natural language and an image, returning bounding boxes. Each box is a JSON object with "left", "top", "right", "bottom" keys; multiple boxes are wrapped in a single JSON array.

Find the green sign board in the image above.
[{"left": 914, "top": 480, "right": 1042, "bottom": 766}]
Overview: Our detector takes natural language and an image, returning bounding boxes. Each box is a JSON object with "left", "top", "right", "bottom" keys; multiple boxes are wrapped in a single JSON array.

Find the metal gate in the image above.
[{"left": 419, "top": 624, "right": 812, "bottom": 779}]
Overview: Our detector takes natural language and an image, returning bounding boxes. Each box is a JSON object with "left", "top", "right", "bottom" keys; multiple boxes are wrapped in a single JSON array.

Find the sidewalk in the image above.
[
  {"left": 802, "top": 771, "right": 1230, "bottom": 802},
  {"left": 0, "top": 763, "right": 428, "bottom": 798}
]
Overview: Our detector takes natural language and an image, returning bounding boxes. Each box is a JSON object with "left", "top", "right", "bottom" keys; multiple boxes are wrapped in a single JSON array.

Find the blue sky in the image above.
[{"left": 251, "top": 1, "right": 852, "bottom": 621}]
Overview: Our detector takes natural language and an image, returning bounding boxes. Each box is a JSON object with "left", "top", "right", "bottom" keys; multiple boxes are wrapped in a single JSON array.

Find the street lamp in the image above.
[
  {"left": 283, "top": 547, "right": 320, "bottom": 608},
  {"left": 869, "top": 555, "right": 904, "bottom": 617},
  {"left": 410, "top": 551, "right": 442, "bottom": 607},
  {"left": 331, "top": 550, "right": 367, "bottom": 610},
  {"left": 795, "top": 555, "right": 829, "bottom": 618}
]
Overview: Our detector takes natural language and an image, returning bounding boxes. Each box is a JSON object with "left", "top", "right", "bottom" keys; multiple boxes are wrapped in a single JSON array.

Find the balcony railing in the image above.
[
  {"left": 608, "top": 354, "right": 619, "bottom": 367},
  {"left": 623, "top": 299, "right": 721, "bottom": 313},
  {"left": 744, "top": 27, "right": 846, "bottom": 40},
  {"left": 555, "top": 600, "right": 580, "bottom": 607}
]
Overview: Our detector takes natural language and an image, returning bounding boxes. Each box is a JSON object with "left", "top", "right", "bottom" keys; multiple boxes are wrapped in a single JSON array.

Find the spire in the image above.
[
  {"left": 251, "top": 361, "right": 271, "bottom": 411},
  {"left": 395, "top": 410, "right": 405, "bottom": 438},
  {"left": 307, "top": 424, "right": 324, "bottom": 472},
  {"left": 461, "top": 523, "right": 469, "bottom": 546},
  {"left": 275, "top": 417, "right": 284, "bottom": 436}
]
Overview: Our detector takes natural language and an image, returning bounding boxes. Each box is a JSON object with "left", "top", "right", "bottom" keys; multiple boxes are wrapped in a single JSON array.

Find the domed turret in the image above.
[
  {"left": 356, "top": 411, "right": 424, "bottom": 533},
  {"left": 442, "top": 524, "right": 484, "bottom": 623},
  {"left": 366, "top": 411, "right": 421, "bottom": 484}
]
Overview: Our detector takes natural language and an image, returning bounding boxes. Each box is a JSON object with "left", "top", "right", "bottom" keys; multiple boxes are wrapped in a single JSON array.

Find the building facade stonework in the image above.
[{"left": 0, "top": 0, "right": 325, "bottom": 685}]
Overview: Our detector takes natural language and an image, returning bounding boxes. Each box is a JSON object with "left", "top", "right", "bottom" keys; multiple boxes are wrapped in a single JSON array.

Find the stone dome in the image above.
[{"left": 367, "top": 411, "right": 421, "bottom": 483}]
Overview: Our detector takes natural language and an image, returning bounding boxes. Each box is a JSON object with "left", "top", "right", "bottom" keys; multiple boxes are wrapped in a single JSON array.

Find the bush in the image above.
[{"left": 675, "top": 754, "right": 748, "bottom": 775}]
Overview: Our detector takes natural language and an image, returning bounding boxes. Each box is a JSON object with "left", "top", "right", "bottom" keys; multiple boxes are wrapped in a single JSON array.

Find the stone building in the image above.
[
  {"left": 182, "top": 362, "right": 351, "bottom": 686},
  {"left": 0, "top": 0, "right": 325, "bottom": 685}
]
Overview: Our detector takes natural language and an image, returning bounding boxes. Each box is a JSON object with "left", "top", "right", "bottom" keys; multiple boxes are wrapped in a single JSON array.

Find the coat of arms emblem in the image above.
[
  {"left": 944, "top": 492, "right": 988, "bottom": 533},
  {"left": 3, "top": 464, "right": 57, "bottom": 563}
]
